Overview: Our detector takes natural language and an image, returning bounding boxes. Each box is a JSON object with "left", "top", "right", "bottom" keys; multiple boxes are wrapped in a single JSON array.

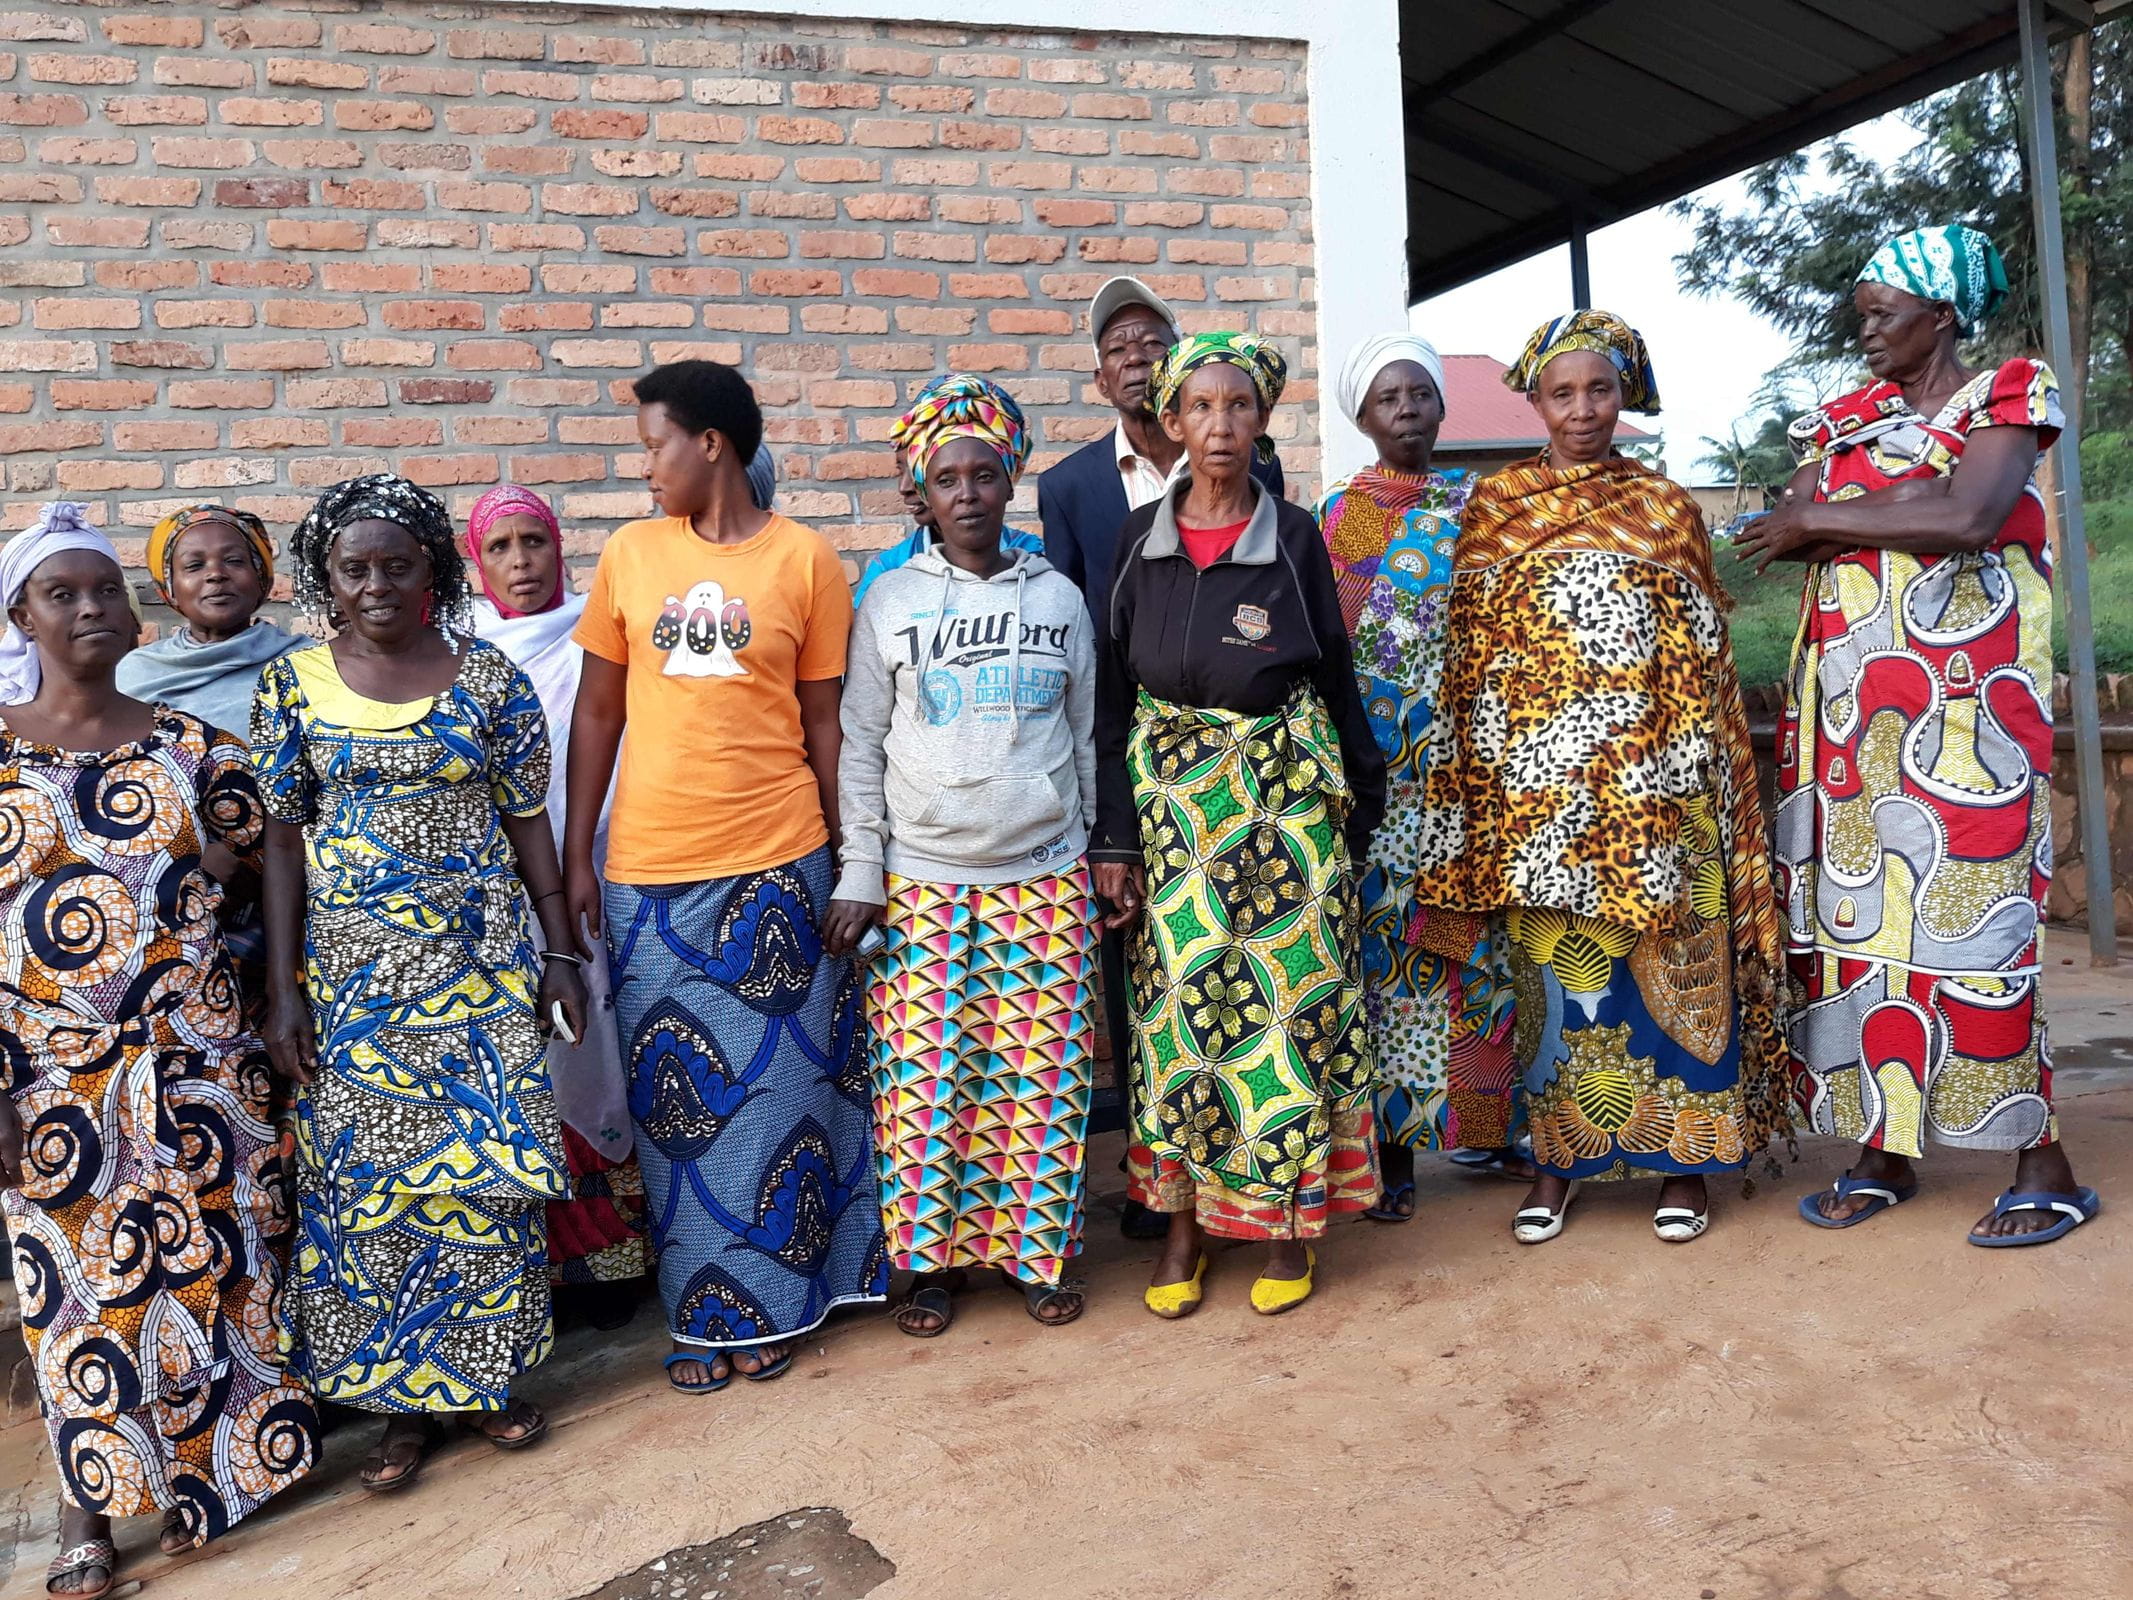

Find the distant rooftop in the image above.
[{"left": 1438, "top": 352, "right": 1658, "bottom": 451}]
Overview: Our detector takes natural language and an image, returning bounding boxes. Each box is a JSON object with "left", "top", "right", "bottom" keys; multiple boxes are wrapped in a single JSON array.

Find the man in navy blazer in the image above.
[{"left": 1038, "top": 276, "right": 1286, "bottom": 611}]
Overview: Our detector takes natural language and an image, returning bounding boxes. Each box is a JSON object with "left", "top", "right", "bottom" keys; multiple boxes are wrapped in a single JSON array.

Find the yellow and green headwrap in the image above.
[
  {"left": 889, "top": 372, "right": 1032, "bottom": 487},
  {"left": 1504, "top": 309, "right": 1662, "bottom": 414},
  {"left": 1148, "top": 330, "right": 1288, "bottom": 417},
  {"left": 1857, "top": 225, "right": 2008, "bottom": 337},
  {"left": 144, "top": 503, "right": 275, "bottom": 602}
]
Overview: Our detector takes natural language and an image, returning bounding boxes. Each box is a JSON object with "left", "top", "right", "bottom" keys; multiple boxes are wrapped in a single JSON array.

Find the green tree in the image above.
[{"left": 1674, "top": 18, "right": 2131, "bottom": 430}]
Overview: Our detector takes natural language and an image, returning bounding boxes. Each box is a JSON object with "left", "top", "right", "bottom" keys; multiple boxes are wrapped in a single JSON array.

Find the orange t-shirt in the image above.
[{"left": 574, "top": 512, "right": 851, "bottom": 883}]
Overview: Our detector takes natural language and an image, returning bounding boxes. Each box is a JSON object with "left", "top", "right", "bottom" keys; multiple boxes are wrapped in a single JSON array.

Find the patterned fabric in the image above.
[
  {"left": 867, "top": 868, "right": 1095, "bottom": 1286},
  {"left": 251, "top": 640, "right": 566, "bottom": 1413},
  {"left": 1507, "top": 799, "right": 1759, "bottom": 1180},
  {"left": 1319, "top": 466, "right": 1517, "bottom": 1150},
  {"left": 1778, "top": 358, "right": 2062, "bottom": 1156},
  {"left": 463, "top": 483, "right": 562, "bottom": 618},
  {"left": 888, "top": 372, "right": 1033, "bottom": 486},
  {"left": 146, "top": 503, "right": 274, "bottom": 600},
  {"left": 1122, "top": 685, "right": 1374, "bottom": 1239},
  {"left": 1503, "top": 310, "right": 1661, "bottom": 413},
  {"left": 549, "top": 1130, "right": 650, "bottom": 1286},
  {"left": 1417, "top": 452, "right": 1790, "bottom": 1164},
  {"left": 0, "top": 708, "right": 318, "bottom": 1543},
  {"left": 1857, "top": 225, "right": 2010, "bottom": 337},
  {"left": 1148, "top": 330, "right": 1288, "bottom": 415},
  {"left": 604, "top": 846, "right": 887, "bottom": 1348}
]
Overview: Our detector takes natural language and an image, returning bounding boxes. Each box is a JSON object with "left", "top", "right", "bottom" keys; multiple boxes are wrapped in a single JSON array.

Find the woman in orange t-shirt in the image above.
[{"left": 565, "top": 361, "right": 886, "bottom": 1394}]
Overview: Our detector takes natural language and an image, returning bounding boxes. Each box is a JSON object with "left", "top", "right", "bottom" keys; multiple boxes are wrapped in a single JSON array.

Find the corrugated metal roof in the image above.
[
  {"left": 1403, "top": 0, "right": 2129, "bottom": 299},
  {"left": 1436, "top": 352, "right": 1656, "bottom": 448}
]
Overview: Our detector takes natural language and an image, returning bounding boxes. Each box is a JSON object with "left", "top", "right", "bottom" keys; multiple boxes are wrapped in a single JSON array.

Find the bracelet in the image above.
[
  {"left": 533, "top": 889, "right": 565, "bottom": 904},
  {"left": 538, "top": 949, "right": 584, "bottom": 967}
]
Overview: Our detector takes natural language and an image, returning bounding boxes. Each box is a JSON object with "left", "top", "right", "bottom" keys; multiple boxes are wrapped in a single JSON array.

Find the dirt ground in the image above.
[{"left": 2, "top": 933, "right": 2128, "bottom": 1600}]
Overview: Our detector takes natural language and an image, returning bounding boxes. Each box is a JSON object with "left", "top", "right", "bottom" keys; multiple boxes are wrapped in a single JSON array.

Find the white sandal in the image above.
[
  {"left": 1654, "top": 1206, "right": 1709, "bottom": 1243},
  {"left": 1512, "top": 1182, "right": 1578, "bottom": 1244}
]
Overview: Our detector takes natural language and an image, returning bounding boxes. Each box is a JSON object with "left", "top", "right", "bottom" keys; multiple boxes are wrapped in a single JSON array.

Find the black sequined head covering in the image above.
[{"left": 292, "top": 473, "right": 471, "bottom": 636}]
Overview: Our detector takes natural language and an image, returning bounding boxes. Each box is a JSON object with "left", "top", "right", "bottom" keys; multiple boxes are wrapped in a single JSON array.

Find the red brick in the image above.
[
  {"left": 843, "top": 192, "right": 930, "bottom": 221},
  {"left": 1210, "top": 204, "right": 1289, "bottom": 230},
  {"left": 942, "top": 120, "right": 1019, "bottom": 152},
  {"left": 384, "top": 300, "right": 484, "bottom": 332},
  {"left": 445, "top": 339, "right": 540, "bottom": 371},
  {"left": 94, "top": 264, "right": 196, "bottom": 296},
  {"left": 287, "top": 378, "right": 389, "bottom": 407},
  {"left": 164, "top": 217, "right": 256, "bottom": 247},
  {"left": 1125, "top": 200, "right": 1205, "bottom": 228},
  {"left": 0, "top": 13, "right": 76, "bottom": 41},
  {"left": 483, "top": 69, "right": 577, "bottom": 101},
  {"left": 0, "top": 418, "right": 99, "bottom": 451},
  {"left": 889, "top": 85, "right": 972, "bottom": 114},
  {"left": 988, "top": 308, "right": 1074, "bottom": 336},
  {"left": 105, "top": 15, "right": 203, "bottom": 46},
  {"left": 58, "top": 459, "right": 162, "bottom": 491},
  {"left": 49, "top": 379, "right": 152, "bottom": 409},
  {"left": 344, "top": 418, "right": 444, "bottom": 448},
  {"left": 115, "top": 419, "right": 216, "bottom": 448},
  {"left": 170, "top": 377, "right": 275, "bottom": 408},
  {"left": 793, "top": 156, "right": 879, "bottom": 183},
  {"left": 507, "top": 452, "right": 603, "bottom": 484},
  {"left": 323, "top": 263, "right": 420, "bottom": 292},
  {"left": 111, "top": 339, "right": 209, "bottom": 369},
  {"left": 655, "top": 111, "right": 743, "bottom": 143},
  {"left": 987, "top": 235, "right": 1066, "bottom": 265},
  {"left": 1213, "top": 65, "right": 1287, "bottom": 94},
  {"left": 543, "top": 181, "right": 637, "bottom": 216},
  {"left": 651, "top": 187, "right": 740, "bottom": 218},
  {"left": 446, "top": 27, "right": 544, "bottom": 60},
  {"left": 266, "top": 218, "right": 367, "bottom": 250},
  {"left": 807, "top": 379, "right": 897, "bottom": 408},
  {"left": 1121, "top": 61, "right": 1195, "bottom": 90},
  {"left": 105, "top": 94, "right": 204, "bottom": 125},
  {"left": 288, "top": 455, "right": 390, "bottom": 488},
  {"left": 554, "top": 35, "right": 644, "bottom": 66},
  {"left": 401, "top": 453, "right": 499, "bottom": 486},
  {"left": 485, "top": 150, "right": 574, "bottom": 178},
  {"left": 39, "top": 135, "right": 133, "bottom": 162},
  {"left": 221, "top": 96, "right": 323, "bottom": 127},
  {"left": 850, "top": 268, "right": 938, "bottom": 298},
  {"left": 216, "top": 17, "right": 320, "bottom": 49},
  {"left": 339, "top": 338, "right": 437, "bottom": 366},
  {"left": 591, "top": 73, "right": 683, "bottom": 104},
  {"left": 225, "top": 338, "right": 331, "bottom": 371},
  {"left": 1121, "top": 130, "right": 1198, "bottom": 158},
  {"left": 989, "top": 161, "right": 1070, "bottom": 191},
  {"left": 846, "top": 343, "right": 931, "bottom": 372},
  {"left": 553, "top": 107, "right": 647, "bottom": 140},
  {"left": 262, "top": 138, "right": 362, "bottom": 169},
  {"left": 650, "top": 40, "right": 741, "bottom": 69},
  {"left": 501, "top": 378, "right": 591, "bottom": 406},
  {"left": 264, "top": 300, "right": 364, "bottom": 329},
  {"left": 649, "top": 267, "right": 742, "bottom": 295},
  {"left": 748, "top": 268, "right": 841, "bottom": 297},
  {"left": 334, "top": 98, "right": 431, "bottom": 132},
  {"left": 28, "top": 52, "right": 135, "bottom": 85},
  {"left": 1080, "top": 236, "right": 1159, "bottom": 264},
  {"left": 215, "top": 260, "right": 312, "bottom": 288},
  {"left": 697, "top": 228, "right": 787, "bottom": 258},
  {"left": 794, "top": 82, "right": 878, "bottom": 110},
  {"left": 1210, "top": 134, "right": 1290, "bottom": 164},
  {"left": 456, "top": 416, "right": 547, "bottom": 445},
  {"left": 500, "top": 302, "right": 594, "bottom": 332},
  {"left": 0, "top": 263, "right": 80, "bottom": 288},
  {"left": 436, "top": 180, "right": 530, "bottom": 214},
  {"left": 595, "top": 225, "right": 684, "bottom": 256},
  {"left": 799, "top": 228, "right": 885, "bottom": 259},
  {"left": 1072, "top": 93, "right": 1150, "bottom": 120},
  {"left": 401, "top": 378, "right": 494, "bottom": 405},
  {"left": 757, "top": 114, "right": 843, "bottom": 146},
  {"left": 844, "top": 46, "right": 931, "bottom": 77},
  {"left": 432, "top": 263, "right": 532, "bottom": 293},
  {"left": 701, "top": 304, "right": 791, "bottom": 332},
  {"left": 939, "top": 53, "right": 1020, "bottom": 78},
  {"left": 544, "top": 264, "right": 636, "bottom": 292},
  {"left": 1252, "top": 239, "right": 1313, "bottom": 266},
  {"left": 92, "top": 174, "right": 200, "bottom": 206},
  {"left": 380, "top": 65, "right": 476, "bottom": 97},
  {"left": 231, "top": 417, "right": 328, "bottom": 448},
  {"left": 1171, "top": 238, "right": 1249, "bottom": 266},
  {"left": 150, "top": 136, "right": 254, "bottom": 167},
  {"left": 894, "top": 229, "right": 977, "bottom": 262},
  {"left": 693, "top": 78, "right": 782, "bottom": 107},
  {"left": 1214, "top": 274, "right": 1296, "bottom": 302},
  {"left": 381, "top": 142, "right": 471, "bottom": 171},
  {"left": 1036, "top": 272, "right": 1108, "bottom": 302},
  {"left": 315, "top": 177, "right": 422, "bottom": 210},
  {"left": 333, "top": 23, "right": 435, "bottom": 55},
  {"left": 1249, "top": 102, "right": 1308, "bottom": 129},
  {"left": 753, "top": 341, "right": 839, "bottom": 372},
  {"left": 46, "top": 215, "right": 150, "bottom": 247},
  {"left": 267, "top": 58, "right": 366, "bottom": 90},
  {"left": 1136, "top": 273, "right": 1206, "bottom": 301},
  {"left": 559, "top": 415, "right": 642, "bottom": 445},
  {"left": 930, "top": 195, "right": 1013, "bottom": 226},
  {"left": 980, "top": 88, "right": 1062, "bottom": 120},
  {"left": 800, "top": 304, "right": 886, "bottom": 335},
  {"left": 445, "top": 107, "right": 533, "bottom": 135},
  {"left": 0, "top": 339, "right": 91, "bottom": 373},
  {"left": 214, "top": 177, "right": 308, "bottom": 208},
  {"left": 949, "top": 272, "right": 1031, "bottom": 300},
  {"left": 1027, "top": 58, "right": 1104, "bottom": 84},
  {"left": 1079, "top": 165, "right": 1157, "bottom": 194},
  {"left": 592, "top": 149, "right": 680, "bottom": 179},
  {"left": 155, "top": 300, "right": 255, "bottom": 332},
  {"left": 1168, "top": 99, "right": 1237, "bottom": 127},
  {"left": 0, "top": 172, "right": 79, "bottom": 201},
  {"left": 853, "top": 118, "right": 932, "bottom": 149},
  {"left": 1031, "top": 128, "right": 1108, "bottom": 157}
]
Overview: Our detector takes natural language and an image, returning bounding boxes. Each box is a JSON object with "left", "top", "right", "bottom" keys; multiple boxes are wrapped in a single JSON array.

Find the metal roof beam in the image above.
[{"left": 1404, "top": 0, "right": 1622, "bottom": 99}]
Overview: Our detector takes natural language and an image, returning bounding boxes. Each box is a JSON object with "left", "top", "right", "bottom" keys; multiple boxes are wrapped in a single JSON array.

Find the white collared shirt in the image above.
[{"left": 1114, "top": 420, "right": 1187, "bottom": 511}]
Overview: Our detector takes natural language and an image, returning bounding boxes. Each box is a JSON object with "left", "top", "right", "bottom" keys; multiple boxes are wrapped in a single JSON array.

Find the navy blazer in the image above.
[{"left": 1037, "top": 430, "right": 1286, "bottom": 604}]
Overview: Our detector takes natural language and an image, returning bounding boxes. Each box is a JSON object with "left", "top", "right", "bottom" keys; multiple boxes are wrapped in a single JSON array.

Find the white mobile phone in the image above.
[
  {"left": 549, "top": 1000, "right": 580, "bottom": 1045},
  {"left": 855, "top": 923, "right": 887, "bottom": 960}
]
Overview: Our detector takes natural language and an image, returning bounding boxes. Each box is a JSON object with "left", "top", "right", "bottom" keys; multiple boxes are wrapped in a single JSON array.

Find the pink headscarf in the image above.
[{"left": 464, "top": 484, "right": 564, "bottom": 618}]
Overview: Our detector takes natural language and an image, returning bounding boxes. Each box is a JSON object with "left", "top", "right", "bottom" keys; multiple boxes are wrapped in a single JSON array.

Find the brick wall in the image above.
[{"left": 0, "top": 1, "right": 1317, "bottom": 594}]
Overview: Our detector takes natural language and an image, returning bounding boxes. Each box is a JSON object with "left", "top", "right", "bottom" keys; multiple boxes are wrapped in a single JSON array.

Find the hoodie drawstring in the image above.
[{"left": 1008, "top": 562, "right": 1025, "bottom": 742}]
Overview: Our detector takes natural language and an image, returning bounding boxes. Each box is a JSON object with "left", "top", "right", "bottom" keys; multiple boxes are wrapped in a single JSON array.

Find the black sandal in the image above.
[
  {"left": 1021, "top": 1279, "right": 1085, "bottom": 1327},
  {"left": 359, "top": 1415, "right": 444, "bottom": 1493},
  {"left": 894, "top": 1284, "right": 955, "bottom": 1337},
  {"left": 474, "top": 1397, "right": 549, "bottom": 1451}
]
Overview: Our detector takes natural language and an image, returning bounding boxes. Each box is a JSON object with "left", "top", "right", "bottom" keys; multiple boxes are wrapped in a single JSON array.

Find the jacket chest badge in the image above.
[{"left": 1232, "top": 603, "right": 1271, "bottom": 642}]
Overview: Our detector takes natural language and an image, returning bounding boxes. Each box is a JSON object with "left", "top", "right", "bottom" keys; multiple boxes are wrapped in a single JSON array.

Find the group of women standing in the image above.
[{"left": 0, "top": 221, "right": 2095, "bottom": 1599}]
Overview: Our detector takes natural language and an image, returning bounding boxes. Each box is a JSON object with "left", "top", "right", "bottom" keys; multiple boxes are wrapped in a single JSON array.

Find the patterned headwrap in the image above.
[
  {"left": 888, "top": 372, "right": 1033, "bottom": 487},
  {"left": 0, "top": 503, "right": 124, "bottom": 705},
  {"left": 745, "top": 442, "right": 777, "bottom": 512},
  {"left": 292, "top": 472, "right": 470, "bottom": 636},
  {"left": 145, "top": 503, "right": 274, "bottom": 602},
  {"left": 1503, "top": 309, "right": 1662, "bottom": 415},
  {"left": 1856, "top": 225, "right": 2009, "bottom": 337},
  {"left": 462, "top": 483, "right": 564, "bottom": 618},
  {"left": 1149, "top": 330, "right": 1288, "bottom": 417}
]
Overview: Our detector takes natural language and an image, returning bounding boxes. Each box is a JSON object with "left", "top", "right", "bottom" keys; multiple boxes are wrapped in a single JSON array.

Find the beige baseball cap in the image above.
[{"left": 1089, "top": 275, "right": 1179, "bottom": 351}]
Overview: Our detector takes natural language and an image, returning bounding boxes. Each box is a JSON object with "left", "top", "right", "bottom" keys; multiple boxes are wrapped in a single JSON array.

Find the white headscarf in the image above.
[
  {"left": 1335, "top": 333, "right": 1447, "bottom": 423},
  {"left": 0, "top": 502, "right": 123, "bottom": 705}
]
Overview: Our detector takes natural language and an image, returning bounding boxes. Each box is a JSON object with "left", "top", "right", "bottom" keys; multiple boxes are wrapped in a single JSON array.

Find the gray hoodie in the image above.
[{"left": 835, "top": 545, "right": 1096, "bottom": 904}]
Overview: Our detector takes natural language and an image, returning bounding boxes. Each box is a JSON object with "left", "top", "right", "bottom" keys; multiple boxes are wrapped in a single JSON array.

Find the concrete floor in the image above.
[{"left": 3, "top": 932, "right": 2128, "bottom": 1600}]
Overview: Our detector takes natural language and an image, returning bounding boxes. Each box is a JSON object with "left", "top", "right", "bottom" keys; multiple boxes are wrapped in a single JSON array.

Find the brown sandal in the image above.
[
  {"left": 359, "top": 1414, "right": 443, "bottom": 1493},
  {"left": 474, "top": 1397, "right": 549, "bottom": 1451},
  {"left": 45, "top": 1537, "right": 115, "bottom": 1598}
]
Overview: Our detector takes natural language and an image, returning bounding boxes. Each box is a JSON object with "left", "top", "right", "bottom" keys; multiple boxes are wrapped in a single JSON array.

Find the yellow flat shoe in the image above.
[
  {"left": 1250, "top": 1247, "right": 1316, "bottom": 1315},
  {"left": 1142, "top": 1252, "right": 1208, "bottom": 1319}
]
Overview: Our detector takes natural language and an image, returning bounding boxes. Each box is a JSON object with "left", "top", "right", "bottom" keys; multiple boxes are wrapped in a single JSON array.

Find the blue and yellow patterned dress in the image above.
[{"left": 250, "top": 640, "right": 567, "bottom": 1414}]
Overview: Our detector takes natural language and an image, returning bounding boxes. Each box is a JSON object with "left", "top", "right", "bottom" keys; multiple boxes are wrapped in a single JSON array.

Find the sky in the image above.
[{"left": 1413, "top": 115, "right": 1924, "bottom": 482}]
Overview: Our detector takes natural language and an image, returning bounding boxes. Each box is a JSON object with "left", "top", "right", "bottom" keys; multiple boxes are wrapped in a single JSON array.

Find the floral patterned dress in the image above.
[
  {"left": 0, "top": 707, "right": 317, "bottom": 1544},
  {"left": 1777, "top": 359, "right": 2062, "bottom": 1155},
  {"left": 1319, "top": 466, "right": 1518, "bottom": 1151},
  {"left": 251, "top": 640, "right": 567, "bottom": 1414}
]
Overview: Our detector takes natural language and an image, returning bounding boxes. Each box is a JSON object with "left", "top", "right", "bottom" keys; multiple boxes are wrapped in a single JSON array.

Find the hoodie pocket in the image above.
[{"left": 885, "top": 767, "right": 1073, "bottom": 868}]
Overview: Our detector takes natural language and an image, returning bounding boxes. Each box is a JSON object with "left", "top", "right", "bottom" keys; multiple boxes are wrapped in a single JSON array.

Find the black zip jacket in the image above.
[{"left": 1092, "top": 476, "right": 1386, "bottom": 865}]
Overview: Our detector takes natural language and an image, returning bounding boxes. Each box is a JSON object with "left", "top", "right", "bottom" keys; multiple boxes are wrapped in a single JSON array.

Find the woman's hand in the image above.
[
  {"left": 201, "top": 841, "right": 240, "bottom": 886},
  {"left": 537, "top": 955, "right": 589, "bottom": 1043},
  {"left": 822, "top": 897, "right": 882, "bottom": 958},
  {"left": 563, "top": 851, "right": 603, "bottom": 959},
  {"left": 0, "top": 1096, "right": 23, "bottom": 1190},
  {"left": 262, "top": 987, "right": 318, "bottom": 1087},
  {"left": 1093, "top": 860, "right": 1147, "bottom": 930}
]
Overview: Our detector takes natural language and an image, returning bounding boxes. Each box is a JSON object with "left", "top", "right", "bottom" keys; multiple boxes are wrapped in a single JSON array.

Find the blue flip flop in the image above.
[
  {"left": 1364, "top": 1181, "right": 1417, "bottom": 1223},
  {"left": 1968, "top": 1186, "right": 2101, "bottom": 1248},
  {"left": 737, "top": 1344, "right": 795, "bottom": 1383},
  {"left": 663, "top": 1351, "right": 730, "bottom": 1394},
  {"left": 1798, "top": 1172, "right": 1919, "bottom": 1228}
]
